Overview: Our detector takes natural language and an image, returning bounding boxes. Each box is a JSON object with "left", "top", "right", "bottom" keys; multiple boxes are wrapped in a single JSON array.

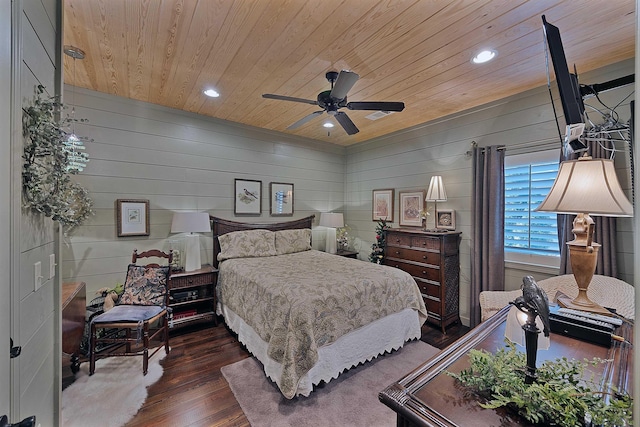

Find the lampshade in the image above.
[
  {"left": 319, "top": 212, "right": 344, "bottom": 254},
  {"left": 170, "top": 212, "right": 212, "bottom": 233},
  {"left": 170, "top": 212, "right": 211, "bottom": 271},
  {"left": 319, "top": 212, "right": 344, "bottom": 228},
  {"left": 426, "top": 176, "right": 447, "bottom": 202},
  {"left": 535, "top": 157, "right": 633, "bottom": 216}
]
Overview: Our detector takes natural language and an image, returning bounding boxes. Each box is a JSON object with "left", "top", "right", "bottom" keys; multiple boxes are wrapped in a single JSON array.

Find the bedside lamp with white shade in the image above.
[
  {"left": 170, "top": 212, "right": 211, "bottom": 271},
  {"left": 319, "top": 212, "right": 344, "bottom": 254},
  {"left": 426, "top": 175, "right": 447, "bottom": 230}
]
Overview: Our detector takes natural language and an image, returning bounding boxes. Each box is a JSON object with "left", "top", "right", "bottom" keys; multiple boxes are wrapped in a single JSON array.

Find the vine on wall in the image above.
[{"left": 22, "top": 85, "right": 93, "bottom": 230}]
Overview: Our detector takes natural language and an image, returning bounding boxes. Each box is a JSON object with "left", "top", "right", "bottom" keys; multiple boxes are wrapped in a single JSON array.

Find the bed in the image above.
[{"left": 211, "top": 215, "right": 427, "bottom": 399}]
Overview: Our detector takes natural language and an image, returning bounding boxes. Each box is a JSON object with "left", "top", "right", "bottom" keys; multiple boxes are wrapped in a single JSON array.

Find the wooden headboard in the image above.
[{"left": 210, "top": 215, "right": 315, "bottom": 268}]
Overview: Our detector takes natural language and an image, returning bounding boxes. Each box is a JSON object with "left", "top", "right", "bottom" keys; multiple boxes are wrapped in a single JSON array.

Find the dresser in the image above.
[
  {"left": 384, "top": 229, "right": 461, "bottom": 333},
  {"left": 62, "top": 281, "right": 86, "bottom": 375}
]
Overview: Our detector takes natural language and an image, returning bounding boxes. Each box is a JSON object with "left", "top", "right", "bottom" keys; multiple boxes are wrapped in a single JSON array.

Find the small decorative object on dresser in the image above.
[
  {"left": 399, "top": 190, "right": 425, "bottom": 227},
  {"left": 168, "top": 265, "right": 218, "bottom": 328},
  {"left": 384, "top": 228, "right": 461, "bottom": 333},
  {"left": 436, "top": 209, "right": 455, "bottom": 230}
]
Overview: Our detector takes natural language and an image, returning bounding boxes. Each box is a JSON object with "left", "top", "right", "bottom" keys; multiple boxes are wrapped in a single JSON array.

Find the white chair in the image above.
[{"left": 479, "top": 274, "right": 634, "bottom": 322}]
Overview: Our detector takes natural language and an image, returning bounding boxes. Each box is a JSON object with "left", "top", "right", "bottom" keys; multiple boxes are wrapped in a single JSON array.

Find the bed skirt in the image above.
[{"left": 219, "top": 304, "right": 422, "bottom": 397}]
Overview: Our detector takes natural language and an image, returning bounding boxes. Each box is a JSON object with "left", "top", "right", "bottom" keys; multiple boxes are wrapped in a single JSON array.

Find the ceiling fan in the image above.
[{"left": 262, "top": 70, "right": 405, "bottom": 135}]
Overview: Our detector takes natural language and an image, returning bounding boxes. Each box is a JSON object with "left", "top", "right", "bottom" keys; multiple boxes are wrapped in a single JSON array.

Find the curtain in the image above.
[
  {"left": 470, "top": 145, "right": 505, "bottom": 327},
  {"left": 558, "top": 136, "right": 618, "bottom": 276}
]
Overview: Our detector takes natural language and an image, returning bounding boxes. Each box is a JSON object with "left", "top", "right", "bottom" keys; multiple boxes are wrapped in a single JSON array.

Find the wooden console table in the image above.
[
  {"left": 62, "top": 281, "right": 86, "bottom": 375},
  {"left": 379, "top": 305, "right": 633, "bottom": 426}
]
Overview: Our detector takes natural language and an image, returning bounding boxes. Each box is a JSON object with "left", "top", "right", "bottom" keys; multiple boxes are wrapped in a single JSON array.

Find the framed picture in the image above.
[
  {"left": 372, "top": 189, "right": 394, "bottom": 222},
  {"left": 270, "top": 182, "right": 294, "bottom": 216},
  {"left": 436, "top": 209, "right": 456, "bottom": 230},
  {"left": 399, "top": 190, "right": 425, "bottom": 227},
  {"left": 234, "top": 179, "right": 262, "bottom": 215},
  {"left": 116, "top": 199, "right": 150, "bottom": 237}
]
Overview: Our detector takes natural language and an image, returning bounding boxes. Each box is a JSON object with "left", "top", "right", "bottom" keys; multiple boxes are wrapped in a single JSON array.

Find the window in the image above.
[{"left": 504, "top": 151, "right": 560, "bottom": 267}]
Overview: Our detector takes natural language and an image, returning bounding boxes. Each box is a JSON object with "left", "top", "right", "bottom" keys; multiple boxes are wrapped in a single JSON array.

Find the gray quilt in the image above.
[{"left": 218, "top": 249, "right": 427, "bottom": 398}]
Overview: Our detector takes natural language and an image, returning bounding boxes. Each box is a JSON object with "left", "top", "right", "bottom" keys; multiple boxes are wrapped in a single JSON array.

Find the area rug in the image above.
[
  {"left": 221, "top": 340, "right": 439, "bottom": 427},
  {"left": 61, "top": 351, "right": 166, "bottom": 427}
]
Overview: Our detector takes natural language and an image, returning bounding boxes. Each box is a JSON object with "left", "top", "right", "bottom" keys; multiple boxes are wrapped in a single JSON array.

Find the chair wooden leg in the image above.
[
  {"left": 89, "top": 323, "right": 97, "bottom": 375},
  {"left": 164, "top": 313, "right": 170, "bottom": 355},
  {"left": 126, "top": 328, "right": 132, "bottom": 353},
  {"left": 142, "top": 322, "right": 149, "bottom": 375}
]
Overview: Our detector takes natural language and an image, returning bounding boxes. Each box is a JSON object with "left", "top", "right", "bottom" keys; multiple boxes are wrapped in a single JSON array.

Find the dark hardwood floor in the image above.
[{"left": 116, "top": 319, "right": 469, "bottom": 427}]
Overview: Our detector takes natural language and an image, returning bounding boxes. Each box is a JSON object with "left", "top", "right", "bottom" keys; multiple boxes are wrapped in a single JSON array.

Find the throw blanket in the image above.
[{"left": 218, "top": 250, "right": 427, "bottom": 398}]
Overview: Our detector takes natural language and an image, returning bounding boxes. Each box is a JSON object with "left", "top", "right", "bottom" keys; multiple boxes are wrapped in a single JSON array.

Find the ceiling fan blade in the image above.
[
  {"left": 334, "top": 111, "right": 359, "bottom": 135},
  {"left": 330, "top": 70, "right": 359, "bottom": 100},
  {"left": 263, "top": 93, "right": 318, "bottom": 106},
  {"left": 287, "top": 110, "right": 324, "bottom": 130},
  {"left": 346, "top": 101, "right": 405, "bottom": 112}
]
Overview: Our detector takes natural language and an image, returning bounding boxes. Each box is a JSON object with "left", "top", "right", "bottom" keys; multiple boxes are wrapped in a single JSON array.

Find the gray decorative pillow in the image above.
[
  {"left": 275, "top": 228, "right": 311, "bottom": 255},
  {"left": 119, "top": 264, "right": 169, "bottom": 306},
  {"left": 217, "top": 229, "right": 277, "bottom": 261}
]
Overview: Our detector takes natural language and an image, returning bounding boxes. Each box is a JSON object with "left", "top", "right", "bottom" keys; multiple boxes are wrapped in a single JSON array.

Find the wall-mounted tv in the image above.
[{"left": 542, "top": 15, "right": 587, "bottom": 152}]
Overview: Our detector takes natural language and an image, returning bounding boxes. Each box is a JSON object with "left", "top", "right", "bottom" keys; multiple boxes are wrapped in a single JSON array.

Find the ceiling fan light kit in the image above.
[{"left": 263, "top": 70, "right": 405, "bottom": 135}]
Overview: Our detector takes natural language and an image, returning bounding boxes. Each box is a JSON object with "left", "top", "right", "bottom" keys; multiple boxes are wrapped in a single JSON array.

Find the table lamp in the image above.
[
  {"left": 319, "top": 212, "right": 344, "bottom": 254},
  {"left": 535, "top": 155, "right": 633, "bottom": 313},
  {"left": 426, "top": 176, "right": 447, "bottom": 230},
  {"left": 170, "top": 212, "right": 211, "bottom": 271}
]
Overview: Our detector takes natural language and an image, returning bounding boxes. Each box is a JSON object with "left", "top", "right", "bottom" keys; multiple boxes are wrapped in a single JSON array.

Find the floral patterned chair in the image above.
[{"left": 89, "top": 249, "right": 172, "bottom": 375}]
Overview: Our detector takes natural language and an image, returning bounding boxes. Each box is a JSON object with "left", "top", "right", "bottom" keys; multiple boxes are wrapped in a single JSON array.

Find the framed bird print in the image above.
[{"left": 234, "top": 179, "right": 262, "bottom": 216}]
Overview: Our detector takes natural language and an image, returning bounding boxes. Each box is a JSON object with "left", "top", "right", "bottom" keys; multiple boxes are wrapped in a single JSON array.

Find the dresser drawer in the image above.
[
  {"left": 386, "top": 247, "right": 440, "bottom": 265},
  {"left": 411, "top": 235, "right": 440, "bottom": 251},
  {"left": 415, "top": 278, "right": 440, "bottom": 300},
  {"left": 170, "top": 272, "right": 215, "bottom": 289},
  {"left": 386, "top": 232, "right": 411, "bottom": 247},
  {"left": 424, "top": 298, "right": 442, "bottom": 318},
  {"left": 386, "top": 260, "right": 440, "bottom": 283}
]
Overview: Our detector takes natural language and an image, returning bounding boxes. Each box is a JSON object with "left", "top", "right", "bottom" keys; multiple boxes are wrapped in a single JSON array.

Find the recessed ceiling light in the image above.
[
  {"left": 471, "top": 50, "right": 497, "bottom": 64},
  {"left": 323, "top": 122, "right": 334, "bottom": 128},
  {"left": 203, "top": 88, "right": 220, "bottom": 98}
]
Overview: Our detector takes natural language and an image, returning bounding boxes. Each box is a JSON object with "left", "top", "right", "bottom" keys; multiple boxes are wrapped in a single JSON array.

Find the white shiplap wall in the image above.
[
  {"left": 345, "top": 59, "right": 635, "bottom": 326},
  {"left": 62, "top": 88, "right": 346, "bottom": 297}
]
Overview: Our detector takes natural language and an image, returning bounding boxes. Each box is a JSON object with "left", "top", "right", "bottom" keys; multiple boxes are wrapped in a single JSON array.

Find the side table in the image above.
[
  {"left": 336, "top": 249, "right": 358, "bottom": 259},
  {"left": 168, "top": 265, "right": 218, "bottom": 329}
]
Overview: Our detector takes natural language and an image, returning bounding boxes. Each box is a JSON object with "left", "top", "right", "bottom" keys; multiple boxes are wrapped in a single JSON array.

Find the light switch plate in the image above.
[
  {"left": 34, "top": 261, "right": 42, "bottom": 290},
  {"left": 49, "top": 254, "right": 56, "bottom": 279}
]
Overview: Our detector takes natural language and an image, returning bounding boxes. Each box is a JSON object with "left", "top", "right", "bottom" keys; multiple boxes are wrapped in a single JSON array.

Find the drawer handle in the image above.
[
  {"left": 422, "top": 241, "right": 426, "bottom": 245},
  {"left": 395, "top": 251, "right": 400, "bottom": 255},
  {"left": 422, "top": 270, "right": 427, "bottom": 274},
  {"left": 422, "top": 255, "right": 427, "bottom": 259}
]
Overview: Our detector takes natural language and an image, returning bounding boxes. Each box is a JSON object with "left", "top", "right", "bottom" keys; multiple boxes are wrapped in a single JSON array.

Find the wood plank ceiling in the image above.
[{"left": 63, "top": 0, "right": 635, "bottom": 146}]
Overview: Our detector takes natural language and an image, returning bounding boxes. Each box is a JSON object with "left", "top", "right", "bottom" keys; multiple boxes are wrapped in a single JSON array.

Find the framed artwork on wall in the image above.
[
  {"left": 234, "top": 179, "right": 262, "bottom": 215},
  {"left": 372, "top": 189, "right": 394, "bottom": 222},
  {"left": 270, "top": 182, "right": 294, "bottom": 216},
  {"left": 116, "top": 199, "right": 150, "bottom": 237},
  {"left": 436, "top": 209, "right": 456, "bottom": 230},
  {"left": 399, "top": 190, "right": 425, "bottom": 227}
]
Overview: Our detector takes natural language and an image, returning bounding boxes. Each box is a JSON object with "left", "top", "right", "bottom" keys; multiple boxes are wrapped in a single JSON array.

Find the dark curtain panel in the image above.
[
  {"left": 470, "top": 145, "right": 505, "bottom": 327},
  {"left": 558, "top": 137, "right": 618, "bottom": 277}
]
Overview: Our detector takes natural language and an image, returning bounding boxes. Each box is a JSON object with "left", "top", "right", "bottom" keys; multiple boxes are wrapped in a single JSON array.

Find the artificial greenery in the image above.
[
  {"left": 448, "top": 341, "right": 632, "bottom": 426},
  {"left": 369, "top": 218, "right": 389, "bottom": 263},
  {"left": 22, "top": 85, "right": 93, "bottom": 230}
]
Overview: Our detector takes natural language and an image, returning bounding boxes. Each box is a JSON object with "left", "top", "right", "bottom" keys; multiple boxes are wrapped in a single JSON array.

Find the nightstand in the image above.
[
  {"left": 168, "top": 265, "right": 218, "bottom": 329},
  {"left": 336, "top": 249, "right": 358, "bottom": 259}
]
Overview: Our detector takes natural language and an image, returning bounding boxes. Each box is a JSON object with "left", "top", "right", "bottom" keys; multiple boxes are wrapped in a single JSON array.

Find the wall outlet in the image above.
[
  {"left": 34, "top": 261, "right": 42, "bottom": 290},
  {"left": 49, "top": 253, "right": 56, "bottom": 279}
]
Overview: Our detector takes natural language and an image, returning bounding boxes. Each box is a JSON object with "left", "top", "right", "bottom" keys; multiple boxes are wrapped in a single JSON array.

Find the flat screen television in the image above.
[{"left": 542, "top": 15, "right": 587, "bottom": 152}]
